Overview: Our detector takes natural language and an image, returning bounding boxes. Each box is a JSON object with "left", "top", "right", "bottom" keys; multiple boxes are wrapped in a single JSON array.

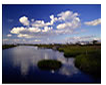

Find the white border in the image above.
[
  {"left": 1, "top": 0, "right": 101, "bottom": 4},
  {"left": 1, "top": 0, "right": 105, "bottom": 85}
]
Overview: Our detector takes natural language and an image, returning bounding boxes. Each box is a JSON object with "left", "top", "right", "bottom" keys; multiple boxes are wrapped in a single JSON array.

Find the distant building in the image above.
[
  {"left": 80, "top": 42, "right": 86, "bottom": 45},
  {"left": 75, "top": 41, "right": 89, "bottom": 45}
]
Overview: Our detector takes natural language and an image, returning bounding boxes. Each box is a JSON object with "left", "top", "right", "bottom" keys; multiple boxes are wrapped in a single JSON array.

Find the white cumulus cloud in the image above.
[
  {"left": 19, "top": 16, "right": 30, "bottom": 26},
  {"left": 28, "top": 27, "right": 41, "bottom": 33},
  {"left": 56, "top": 11, "right": 80, "bottom": 29},
  {"left": 10, "top": 27, "right": 27, "bottom": 34},
  {"left": 57, "top": 23, "right": 72, "bottom": 29},
  {"left": 84, "top": 18, "right": 101, "bottom": 26},
  {"left": 57, "top": 11, "right": 79, "bottom": 22},
  {"left": 42, "top": 26, "right": 53, "bottom": 32},
  {"left": 7, "top": 34, "right": 12, "bottom": 37},
  {"left": 17, "top": 34, "right": 34, "bottom": 38},
  {"left": 31, "top": 20, "right": 46, "bottom": 27},
  {"left": 9, "top": 10, "right": 82, "bottom": 42}
]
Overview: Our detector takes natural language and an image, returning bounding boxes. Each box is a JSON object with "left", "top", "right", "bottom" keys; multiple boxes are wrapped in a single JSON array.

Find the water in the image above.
[{"left": 2, "top": 46, "right": 101, "bottom": 83}]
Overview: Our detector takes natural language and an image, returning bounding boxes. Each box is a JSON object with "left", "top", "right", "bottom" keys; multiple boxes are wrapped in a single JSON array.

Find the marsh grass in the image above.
[
  {"left": 37, "top": 60, "right": 62, "bottom": 70},
  {"left": 75, "top": 53, "right": 101, "bottom": 77},
  {"left": 58, "top": 46, "right": 101, "bottom": 57},
  {"left": 58, "top": 46, "right": 101, "bottom": 77},
  {"left": 37, "top": 45, "right": 101, "bottom": 77}
]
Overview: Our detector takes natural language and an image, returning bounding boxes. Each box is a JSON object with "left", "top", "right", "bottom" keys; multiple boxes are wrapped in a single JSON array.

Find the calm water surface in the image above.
[{"left": 2, "top": 46, "right": 100, "bottom": 83}]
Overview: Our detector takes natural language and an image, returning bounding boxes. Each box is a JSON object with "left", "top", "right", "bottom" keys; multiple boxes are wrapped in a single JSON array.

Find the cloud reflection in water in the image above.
[{"left": 11, "top": 46, "right": 79, "bottom": 76}]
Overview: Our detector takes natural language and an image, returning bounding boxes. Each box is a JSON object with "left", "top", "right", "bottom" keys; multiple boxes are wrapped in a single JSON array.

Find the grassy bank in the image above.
[
  {"left": 58, "top": 45, "right": 101, "bottom": 77},
  {"left": 58, "top": 46, "right": 101, "bottom": 57},
  {"left": 75, "top": 53, "right": 101, "bottom": 77},
  {"left": 2, "top": 44, "right": 17, "bottom": 49}
]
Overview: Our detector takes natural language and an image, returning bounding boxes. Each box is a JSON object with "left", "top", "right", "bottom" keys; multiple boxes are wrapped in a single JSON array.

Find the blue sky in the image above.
[{"left": 2, "top": 4, "right": 101, "bottom": 44}]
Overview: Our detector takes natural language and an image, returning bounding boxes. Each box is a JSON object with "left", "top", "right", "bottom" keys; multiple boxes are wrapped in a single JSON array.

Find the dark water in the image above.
[{"left": 2, "top": 46, "right": 101, "bottom": 83}]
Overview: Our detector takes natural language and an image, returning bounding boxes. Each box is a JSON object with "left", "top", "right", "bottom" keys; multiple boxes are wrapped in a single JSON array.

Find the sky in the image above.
[{"left": 2, "top": 4, "right": 101, "bottom": 44}]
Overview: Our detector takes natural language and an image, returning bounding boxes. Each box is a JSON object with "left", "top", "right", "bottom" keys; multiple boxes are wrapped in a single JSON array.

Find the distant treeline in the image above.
[
  {"left": 2, "top": 40, "right": 101, "bottom": 50},
  {"left": 2, "top": 44, "right": 17, "bottom": 49}
]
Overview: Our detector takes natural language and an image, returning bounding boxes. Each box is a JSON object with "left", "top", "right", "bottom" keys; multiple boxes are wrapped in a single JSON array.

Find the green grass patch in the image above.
[
  {"left": 37, "top": 60, "right": 62, "bottom": 70},
  {"left": 58, "top": 46, "right": 101, "bottom": 57},
  {"left": 75, "top": 53, "right": 101, "bottom": 77}
]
